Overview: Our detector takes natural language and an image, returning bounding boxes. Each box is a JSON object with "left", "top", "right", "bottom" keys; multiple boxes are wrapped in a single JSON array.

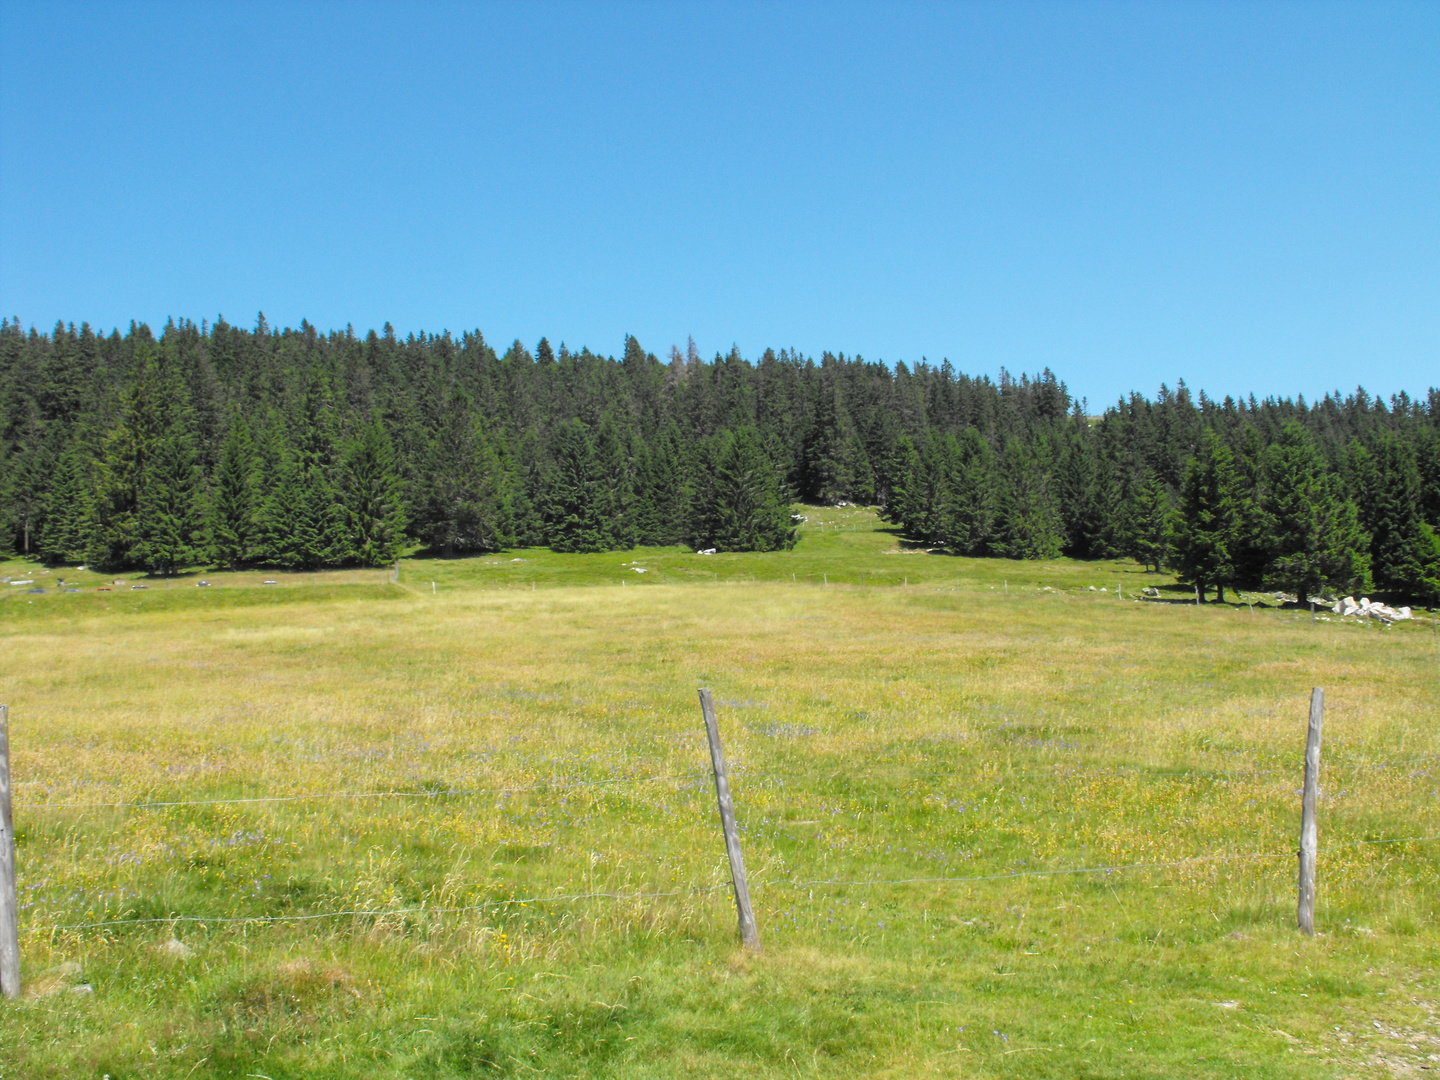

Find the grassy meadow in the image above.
[{"left": 1, "top": 507, "right": 1437, "bottom": 1078}]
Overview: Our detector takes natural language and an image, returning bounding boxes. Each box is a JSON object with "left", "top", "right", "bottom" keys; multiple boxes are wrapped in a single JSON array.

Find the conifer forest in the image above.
[{"left": 1, "top": 315, "right": 1437, "bottom": 604}]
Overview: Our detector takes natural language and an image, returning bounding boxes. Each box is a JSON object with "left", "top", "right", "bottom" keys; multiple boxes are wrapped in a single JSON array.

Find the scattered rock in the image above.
[{"left": 1335, "top": 595, "right": 1413, "bottom": 622}]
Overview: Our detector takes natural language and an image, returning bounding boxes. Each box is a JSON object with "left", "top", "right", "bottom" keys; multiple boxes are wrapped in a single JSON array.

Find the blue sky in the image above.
[{"left": 1, "top": 0, "right": 1435, "bottom": 408}]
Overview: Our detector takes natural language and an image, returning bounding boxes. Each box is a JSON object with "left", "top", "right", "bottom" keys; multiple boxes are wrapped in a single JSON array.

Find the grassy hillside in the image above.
[{"left": 1, "top": 509, "right": 1436, "bottom": 1078}]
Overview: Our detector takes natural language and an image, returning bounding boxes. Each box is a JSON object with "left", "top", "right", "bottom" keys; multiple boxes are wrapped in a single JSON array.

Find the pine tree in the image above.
[
  {"left": 942, "top": 429, "right": 998, "bottom": 555},
  {"left": 544, "top": 420, "right": 614, "bottom": 553},
  {"left": 250, "top": 416, "right": 305, "bottom": 568},
  {"left": 207, "top": 413, "right": 257, "bottom": 568},
  {"left": 1117, "top": 470, "right": 1170, "bottom": 573},
  {"left": 1056, "top": 431, "right": 1100, "bottom": 557},
  {"left": 340, "top": 417, "right": 408, "bottom": 565},
  {"left": 595, "top": 410, "right": 636, "bottom": 548},
  {"left": 415, "top": 393, "right": 511, "bottom": 555},
  {"left": 88, "top": 344, "right": 161, "bottom": 567},
  {"left": 1262, "top": 423, "right": 1369, "bottom": 603},
  {"left": 1169, "top": 431, "right": 1240, "bottom": 601},
  {"left": 1355, "top": 432, "right": 1435, "bottom": 597},
  {"left": 694, "top": 426, "right": 795, "bottom": 552},
  {"left": 994, "top": 437, "right": 1062, "bottom": 560},
  {"left": 296, "top": 463, "right": 346, "bottom": 568},
  {"left": 134, "top": 426, "right": 202, "bottom": 575},
  {"left": 40, "top": 441, "right": 92, "bottom": 564},
  {"left": 1227, "top": 426, "right": 1270, "bottom": 591},
  {"left": 633, "top": 425, "right": 687, "bottom": 546},
  {"left": 879, "top": 434, "right": 923, "bottom": 533}
]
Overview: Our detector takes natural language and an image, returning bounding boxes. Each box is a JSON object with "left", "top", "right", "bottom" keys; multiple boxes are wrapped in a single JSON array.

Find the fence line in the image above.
[
  {"left": 33, "top": 835, "right": 1439, "bottom": 934},
  {"left": 43, "top": 885, "right": 733, "bottom": 932},
  {"left": 18, "top": 751, "right": 1435, "bottom": 812},
  {"left": 782, "top": 834, "right": 1440, "bottom": 892},
  {"left": 14, "top": 773, "right": 710, "bottom": 811}
]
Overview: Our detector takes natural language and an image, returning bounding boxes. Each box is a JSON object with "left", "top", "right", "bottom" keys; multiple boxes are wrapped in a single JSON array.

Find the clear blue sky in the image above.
[{"left": 1, "top": 1, "right": 1435, "bottom": 408}]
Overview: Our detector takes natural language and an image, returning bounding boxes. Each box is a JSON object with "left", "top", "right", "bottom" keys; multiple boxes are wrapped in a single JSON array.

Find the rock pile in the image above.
[{"left": 1333, "top": 596, "right": 1413, "bottom": 622}]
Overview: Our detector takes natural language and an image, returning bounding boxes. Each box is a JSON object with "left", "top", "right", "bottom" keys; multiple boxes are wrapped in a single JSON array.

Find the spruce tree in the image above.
[
  {"left": 633, "top": 425, "right": 687, "bottom": 546},
  {"left": 134, "top": 426, "right": 202, "bottom": 575},
  {"left": 1356, "top": 432, "right": 1435, "bottom": 597},
  {"left": 1169, "top": 431, "right": 1239, "bottom": 601},
  {"left": 595, "top": 410, "right": 637, "bottom": 548},
  {"left": 1117, "top": 469, "right": 1170, "bottom": 573},
  {"left": 544, "top": 420, "right": 614, "bottom": 553},
  {"left": 89, "top": 341, "right": 169, "bottom": 568},
  {"left": 695, "top": 426, "right": 795, "bottom": 552},
  {"left": 879, "top": 434, "right": 924, "bottom": 534},
  {"left": 994, "top": 437, "right": 1062, "bottom": 560},
  {"left": 40, "top": 441, "right": 92, "bottom": 565},
  {"left": 207, "top": 413, "right": 257, "bottom": 568},
  {"left": 1262, "top": 423, "right": 1369, "bottom": 603},
  {"left": 943, "top": 429, "right": 998, "bottom": 555},
  {"left": 1056, "top": 432, "right": 1101, "bottom": 557},
  {"left": 250, "top": 417, "right": 305, "bottom": 568},
  {"left": 416, "top": 393, "right": 511, "bottom": 555},
  {"left": 340, "top": 417, "right": 408, "bottom": 565},
  {"left": 296, "top": 463, "right": 346, "bottom": 568}
]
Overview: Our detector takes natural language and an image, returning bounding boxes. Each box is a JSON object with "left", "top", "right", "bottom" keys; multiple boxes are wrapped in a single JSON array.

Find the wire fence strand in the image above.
[
  {"left": 15, "top": 752, "right": 1435, "bottom": 811},
  {"left": 34, "top": 836, "right": 1438, "bottom": 933},
  {"left": 43, "top": 885, "right": 733, "bottom": 932},
  {"left": 14, "top": 773, "right": 711, "bottom": 811}
]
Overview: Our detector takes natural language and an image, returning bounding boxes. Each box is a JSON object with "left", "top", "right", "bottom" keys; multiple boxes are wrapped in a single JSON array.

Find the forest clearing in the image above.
[{"left": 0, "top": 508, "right": 1436, "bottom": 1078}]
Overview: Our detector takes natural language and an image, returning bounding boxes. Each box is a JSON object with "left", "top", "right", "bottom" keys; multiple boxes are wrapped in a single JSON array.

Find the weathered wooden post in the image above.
[
  {"left": 698, "top": 689, "right": 760, "bottom": 952},
  {"left": 0, "top": 704, "right": 19, "bottom": 998},
  {"left": 1298, "top": 687, "right": 1324, "bottom": 935}
]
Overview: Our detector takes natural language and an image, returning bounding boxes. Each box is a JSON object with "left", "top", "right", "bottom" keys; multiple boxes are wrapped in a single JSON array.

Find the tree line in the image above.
[{"left": 1, "top": 316, "right": 1436, "bottom": 602}]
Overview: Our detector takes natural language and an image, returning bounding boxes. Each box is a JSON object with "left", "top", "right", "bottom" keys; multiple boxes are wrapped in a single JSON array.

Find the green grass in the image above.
[{"left": 1, "top": 508, "right": 1437, "bottom": 1078}]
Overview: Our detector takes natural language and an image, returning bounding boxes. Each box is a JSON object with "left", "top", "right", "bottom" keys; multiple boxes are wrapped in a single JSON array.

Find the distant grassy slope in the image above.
[{"left": 0, "top": 508, "right": 1436, "bottom": 1078}]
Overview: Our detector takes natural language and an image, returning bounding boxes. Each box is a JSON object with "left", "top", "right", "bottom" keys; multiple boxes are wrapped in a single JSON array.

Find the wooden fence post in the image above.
[
  {"left": 697, "top": 689, "right": 761, "bottom": 952},
  {"left": 1298, "top": 687, "right": 1324, "bottom": 935},
  {"left": 0, "top": 704, "right": 19, "bottom": 998}
]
